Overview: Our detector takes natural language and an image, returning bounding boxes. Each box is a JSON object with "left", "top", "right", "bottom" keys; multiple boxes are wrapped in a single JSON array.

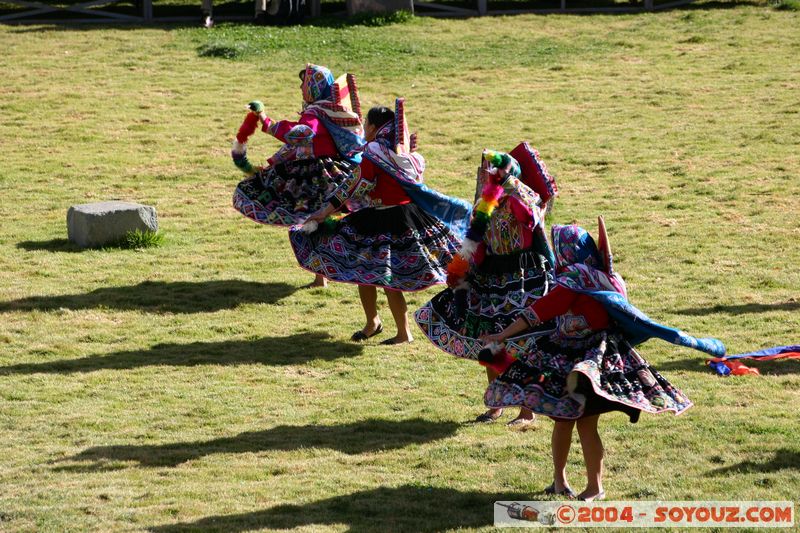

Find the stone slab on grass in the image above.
[{"left": 67, "top": 201, "right": 158, "bottom": 249}]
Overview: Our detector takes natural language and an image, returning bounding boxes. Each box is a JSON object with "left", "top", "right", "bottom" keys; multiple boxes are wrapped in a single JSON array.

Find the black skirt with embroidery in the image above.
[{"left": 233, "top": 157, "right": 357, "bottom": 227}]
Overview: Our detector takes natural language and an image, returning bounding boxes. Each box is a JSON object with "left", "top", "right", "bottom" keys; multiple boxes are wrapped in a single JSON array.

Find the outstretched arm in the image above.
[
  {"left": 248, "top": 100, "right": 322, "bottom": 144},
  {"left": 480, "top": 286, "right": 577, "bottom": 344},
  {"left": 480, "top": 315, "right": 535, "bottom": 345}
]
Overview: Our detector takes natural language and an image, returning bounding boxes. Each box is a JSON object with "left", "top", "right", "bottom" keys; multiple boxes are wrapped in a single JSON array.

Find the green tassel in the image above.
[
  {"left": 322, "top": 216, "right": 339, "bottom": 233},
  {"left": 473, "top": 209, "right": 492, "bottom": 224}
]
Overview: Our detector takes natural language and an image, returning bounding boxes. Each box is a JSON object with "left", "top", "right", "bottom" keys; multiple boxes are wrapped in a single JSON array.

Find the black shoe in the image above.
[
  {"left": 544, "top": 483, "right": 576, "bottom": 499},
  {"left": 379, "top": 336, "right": 413, "bottom": 346},
  {"left": 474, "top": 409, "right": 503, "bottom": 423},
  {"left": 350, "top": 324, "right": 383, "bottom": 342}
]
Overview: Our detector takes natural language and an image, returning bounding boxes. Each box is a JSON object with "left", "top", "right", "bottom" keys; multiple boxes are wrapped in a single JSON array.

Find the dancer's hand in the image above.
[
  {"left": 247, "top": 100, "right": 265, "bottom": 114},
  {"left": 496, "top": 165, "right": 509, "bottom": 181},
  {"left": 480, "top": 333, "right": 505, "bottom": 345},
  {"left": 479, "top": 164, "right": 505, "bottom": 186},
  {"left": 306, "top": 209, "right": 328, "bottom": 224}
]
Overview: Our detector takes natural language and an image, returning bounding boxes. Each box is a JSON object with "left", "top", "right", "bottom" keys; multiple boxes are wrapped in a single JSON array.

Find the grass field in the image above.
[{"left": 1, "top": 2, "right": 799, "bottom": 531}]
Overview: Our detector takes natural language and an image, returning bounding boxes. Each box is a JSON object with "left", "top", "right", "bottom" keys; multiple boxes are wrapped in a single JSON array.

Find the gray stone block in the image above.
[
  {"left": 67, "top": 201, "right": 158, "bottom": 248},
  {"left": 347, "top": 0, "right": 412, "bottom": 15}
]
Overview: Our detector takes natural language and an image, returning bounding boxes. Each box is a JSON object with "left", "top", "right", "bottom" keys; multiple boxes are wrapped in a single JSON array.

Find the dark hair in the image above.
[
  {"left": 298, "top": 69, "right": 306, "bottom": 81},
  {"left": 367, "top": 106, "right": 394, "bottom": 129}
]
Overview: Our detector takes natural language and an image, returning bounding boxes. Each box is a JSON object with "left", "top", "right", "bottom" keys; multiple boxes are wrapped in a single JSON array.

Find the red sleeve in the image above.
[
  {"left": 529, "top": 285, "right": 579, "bottom": 323},
  {"left": 360, "top": 158, "right": 379, "bottom": 180},
  {"left": 266, "top": 115, "right": 320, "bottom": 143},
  {"left": 261, "top": 114, "right": 338, "bottom": 157},
  {"left": 369, "top": 166, "right": 411, "bottom": 206},
  {"left": 573, "top": 294, "right": 610, "bottom": 330}
]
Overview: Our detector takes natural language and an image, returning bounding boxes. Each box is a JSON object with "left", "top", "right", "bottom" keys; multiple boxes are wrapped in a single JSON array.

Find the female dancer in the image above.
[
  {"left": 414, "top": 148, "right": 557, "bottom": 427},
  {"left": 481, "top": 218, "right": 725, "bottom": 500},
  {"left": 290, "top": 99, "right": 471, "bottom": 344},
  {"left": 232, "top": 64, "right": 364, "bottom": 287}
]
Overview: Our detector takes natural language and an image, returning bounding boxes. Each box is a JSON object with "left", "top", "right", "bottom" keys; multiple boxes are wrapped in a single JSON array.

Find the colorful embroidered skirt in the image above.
[
  {"left": 289, "top": 203, "right": 461, "bottom": 291},
  {"left": 233, "top": 156, "right": 356, "bottom": 227},
  {"left": 414, "top": 250, "right": 553, "bottom": 360},
  {"left": 484, "top": 332, "right": 693, "bottom": 421}
]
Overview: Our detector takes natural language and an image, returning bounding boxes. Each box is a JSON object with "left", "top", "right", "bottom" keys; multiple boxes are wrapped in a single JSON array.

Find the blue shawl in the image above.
[
  {"left": 363, "top": 140, "right": 472, "bottom": 240},
  {"left": 552, "top": 224, "right": 726, "bottom": 357}
]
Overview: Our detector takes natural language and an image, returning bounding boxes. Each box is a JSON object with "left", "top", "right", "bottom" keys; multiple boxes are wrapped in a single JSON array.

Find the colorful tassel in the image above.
[
  {"left": 232, "top": 112, "right": 262, "bottom": 176},
  {"left": 446, "top": 180, "right": 504, "bottom": 288},
  {"left": 231, "top": 145, "right": 256, "bottom": 176},
  {"left": 236, "top": 112, "right": 260, "bottom": 144}
]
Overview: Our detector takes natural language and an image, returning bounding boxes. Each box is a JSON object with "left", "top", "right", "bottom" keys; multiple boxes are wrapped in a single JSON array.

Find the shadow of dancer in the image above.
[
  {"left": 0, "top": 279, "right": 297, "bottom": 314},
  {"left": 707, "top": 448, "right": 800, "bottom": 477},
  {"left": 674, "top": 301, "right": 800, "bottom": 316},
  {"left": 54, "top": 418, "right": 462, "bottom": 470},
  {"left": 0, "top": 331, "right": 361, "bottom": 376},
  {"left": 149, "top": 485, "right": 531, "bottom": 533}
]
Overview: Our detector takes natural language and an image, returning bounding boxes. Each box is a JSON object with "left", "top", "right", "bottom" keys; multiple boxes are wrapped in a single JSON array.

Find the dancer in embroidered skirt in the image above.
[
  {"left": 480, "top": 218, "right": 726, "bottom": 500},
  {"left": 231, "top": 64, "right": 364, "bottom": 287},
  {"left": 414, "top": 147, "right": 558, "bottom": 427},
  {"left": 290, "top": 99, "right": 472, "bottom": 344}
]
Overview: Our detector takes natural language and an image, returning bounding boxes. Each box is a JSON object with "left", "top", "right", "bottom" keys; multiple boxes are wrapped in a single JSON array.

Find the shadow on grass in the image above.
[
  {"left": 675, "top": 301, "right": 800, "bottom": 316},
  {"left": 55, "top": 418, "right": 461, "bottom": 470},
  {"left": 149, "top": 484, "right": 530, "bottom": 532},
  {"left": 17, "top": 238, "right": 84, "bottom": 253},
  {"left": 651, "top": 357, "right": 712, "bottom": 373},
  {"left": 707, "top": 448, "right": 800, "bottom": 476},
  {"left": 0, "top": 280, "right": 296, "bottom": 314},
  {"left": 0, "top": 331, "right": 361, "bottom": 375}
]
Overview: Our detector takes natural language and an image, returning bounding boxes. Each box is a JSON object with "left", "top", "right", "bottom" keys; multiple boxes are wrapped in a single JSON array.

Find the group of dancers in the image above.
[{"left": 230, "top": 64, "right": 726, "bottom": 502}]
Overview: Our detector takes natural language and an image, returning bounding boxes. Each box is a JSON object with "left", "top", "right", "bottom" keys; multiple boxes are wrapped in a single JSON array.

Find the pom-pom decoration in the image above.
[
  {"left": 236, "top": 112, "right": 260, "bottom": 144},
  {"left": 232, "top": 112, "right": 262, "bottom": 176},
  {"left": 482, "top": 149, "right": 507, "bottom": 169},
  {"left": 300, "top": 220, "right": 319, "bottom": 234}
]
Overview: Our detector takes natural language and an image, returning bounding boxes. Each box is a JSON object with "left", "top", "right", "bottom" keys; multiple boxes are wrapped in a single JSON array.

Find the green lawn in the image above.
[{"left": 0, "top": 2, "right": 799, "bottom": 531}]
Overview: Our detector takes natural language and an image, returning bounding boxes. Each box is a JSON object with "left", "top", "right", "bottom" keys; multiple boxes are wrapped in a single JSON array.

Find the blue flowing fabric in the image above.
[
  {"left": 708, "top": 345, "right": 800, "bottom": 376},
  {"left": 566, "top": 287, "right": 726, "bottom": 357},
  {"left": 364, "top": 151, "right": 472, "bottom": 241},
  {"left": 708, "top": 361, "right": 732, "bottom": 376},
  {"left": 318, "top": 114, "right": 364, "bottom": 164},
  {"left": 551, "top": 224, "right": 725, "bottom": 357},
  {"left": 714, "top": 344, "right": 800, "bottom": 360},
  {"left": 301, "top": 108, "right": 364, "bottom": 165}
]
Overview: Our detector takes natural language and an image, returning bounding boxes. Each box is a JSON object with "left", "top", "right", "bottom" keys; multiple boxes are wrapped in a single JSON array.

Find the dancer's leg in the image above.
[
  {"left": 307, "top": 274, "right": 327, "bottom": 288},
  {"left": 478, "top": 367, "right": 504, "bottom": 421},
  {"left": 357, "top": 285, "right": 381, "bottom": 335},
  {"left": 383, "top": 289, "right": 413, "bottom": 343},
  {"left": 552, "top": 419, "right": 575, "bottom": 493},
  {"left": 576, "top": 414, "right": 605, "bottom": 501}
]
